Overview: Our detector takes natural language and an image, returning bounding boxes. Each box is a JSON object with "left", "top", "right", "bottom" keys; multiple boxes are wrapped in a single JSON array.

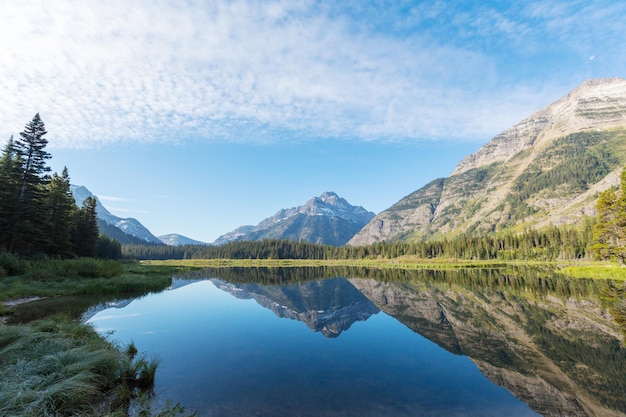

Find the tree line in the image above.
[
  {"left": 0, "top": 114, "right": 120, "bottom": 259},
  {"left": 122, "top": 222, "right": 595, "bottom": 261},
  {"left": 124, "top": 166, "right": 626, "bottom": 263}
]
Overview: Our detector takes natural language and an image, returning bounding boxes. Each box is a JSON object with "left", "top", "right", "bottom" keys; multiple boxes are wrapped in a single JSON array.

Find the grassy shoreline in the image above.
[
  {"left": 0, "top": 259, "right": 195, "bottom": 416},
  {"left": 0, "top": 259, "right": 188, "bottom": 304},
  {"left": 0, "top": 316, "right": 162, "bottom": 417},
  {"left": 141, "top": 258, "right": 626, "bottom": 280}
]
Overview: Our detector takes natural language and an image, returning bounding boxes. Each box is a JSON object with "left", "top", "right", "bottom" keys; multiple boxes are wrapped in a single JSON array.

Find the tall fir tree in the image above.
[{"left": 8, "top": 114, "right": 53, "bottom": 254}]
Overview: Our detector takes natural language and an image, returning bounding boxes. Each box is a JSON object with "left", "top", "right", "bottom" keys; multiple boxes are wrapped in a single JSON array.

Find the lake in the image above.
[{"left": 82, "top": 267, "right": 626, "bottom": 417}]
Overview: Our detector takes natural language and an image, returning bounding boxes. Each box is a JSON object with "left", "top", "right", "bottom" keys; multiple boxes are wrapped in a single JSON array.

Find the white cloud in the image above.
[
  {"left": 108, "top": 207, "right": 152, "bottom": 215},
  {"left": 99, "top": 195, "right": 132, "bottom": 202},
  {"left": 0, "top": 0, "right": 622, "bottom": 148}
]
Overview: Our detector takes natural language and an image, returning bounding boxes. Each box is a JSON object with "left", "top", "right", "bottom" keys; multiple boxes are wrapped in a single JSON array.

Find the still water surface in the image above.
[{"left": 84, "top": 268, "right": 626, "bottom": 417}]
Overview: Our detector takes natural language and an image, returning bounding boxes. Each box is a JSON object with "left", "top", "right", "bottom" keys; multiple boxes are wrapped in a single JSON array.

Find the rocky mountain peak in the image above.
[
  {"left": 318, "top": 191, "right": 340, "bottom": 204},
  {"left": 213, "top": 192, "right": 375, "bottom": 246},
  {"left": 452, "top": 77, "right": 626, "bottom": 176}
]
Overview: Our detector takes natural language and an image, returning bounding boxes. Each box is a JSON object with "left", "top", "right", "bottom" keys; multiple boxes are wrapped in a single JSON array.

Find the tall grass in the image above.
[
  {"left": 0, "top": 315, "right": 160, "bottom": 416},
  {"left": 0, "top": 259, "right": 174, "bottom": 302}
]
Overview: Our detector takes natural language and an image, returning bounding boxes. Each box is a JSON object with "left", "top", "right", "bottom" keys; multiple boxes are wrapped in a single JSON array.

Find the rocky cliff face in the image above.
[
  {"left": 453, "top": 78, "right": 626, "bottom": 176},
  {"left": 349, "top": 275, "right": 626, "bottom": 417},
  {"left": 214, "top": 192, "right": 375, "bottom": 246},
  {"left": 350, "top": 78, "right": 626, "bottom": 245}
]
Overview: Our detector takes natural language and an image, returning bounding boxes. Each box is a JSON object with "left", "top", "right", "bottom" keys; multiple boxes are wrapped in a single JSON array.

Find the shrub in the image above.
[{"left": 0, "top": 252, "right": 26, "bottom": 276}]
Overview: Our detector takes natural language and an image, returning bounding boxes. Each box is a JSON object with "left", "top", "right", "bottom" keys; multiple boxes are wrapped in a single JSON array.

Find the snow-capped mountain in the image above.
[
  {"left": 71, "top": 185, "right": 162, "bottom": 245},
  {"left": 158, "top": 234, "right": 208, "bottom": 246},
  {"left": 213, "top": 192, "right": 375, "bottom": 246}
]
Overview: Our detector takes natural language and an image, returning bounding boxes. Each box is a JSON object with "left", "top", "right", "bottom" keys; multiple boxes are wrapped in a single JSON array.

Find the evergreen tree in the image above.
[
  {"left": 0, "top": 136, "right": 22, "bottom": 251},
  {"left": 592, "top": 168, "right": 626, "bottom": 264},
  {"left": 47, "top": 167, "right": 77, "bottom": 257},
  {"left": 97, "top": 234, "right": 122, "bottom": 259},
  {"left": 8, "top": 114, "right": 52, "bottom": 254},
  {"left": 73, "top": 197, "right": 99, "bottom": 257}
]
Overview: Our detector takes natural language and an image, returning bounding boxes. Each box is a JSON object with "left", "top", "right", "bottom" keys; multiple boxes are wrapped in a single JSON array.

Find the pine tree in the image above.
[
  {"left": 16, "top": 113, "right": 51, "bottom": 199},
  {"left": 73, "top": 197, "right": 99, "bottom": 257},
  {"left": 97, "top": 234, "right": 122, "bottom": 259},
  {"left": 8, "top": 114, "right": 52, "bottom": 254},
  {"left": 592, "top": 167, "right": 626, "bottom": 264},
  {"left": 47, "top": 167, "right": 77, "bottom": 257},
  {"left": 0, "top": 136, "right": 23, "bottom": 250}
]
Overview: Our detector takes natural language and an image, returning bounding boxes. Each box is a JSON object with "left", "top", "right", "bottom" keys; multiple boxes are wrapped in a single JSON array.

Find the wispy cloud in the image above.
[
  {"left": 157, "top": 195, "right": 183, "bottom": 201},
  {"left": 108, "top": 207, "right": 152, "bottom": 216},
  {"left": 0, "top": 0, "right": 623, "bottom": 148},
  {"left": 99, "top": 195, "right": 132, "bottom": 203}
]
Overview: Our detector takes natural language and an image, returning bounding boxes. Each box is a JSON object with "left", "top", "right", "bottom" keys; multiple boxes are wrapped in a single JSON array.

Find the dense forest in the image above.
[
  {"left": 0, "top": 114, "right": 120, "bottom": 259},
  {"left": 123, "top": 222, "right": 595, "bottom": 261}
]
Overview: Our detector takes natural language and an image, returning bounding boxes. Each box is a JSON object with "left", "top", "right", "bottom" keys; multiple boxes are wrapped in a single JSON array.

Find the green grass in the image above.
[
  {"left": 0, "top": 258, "right": 196, "bottom": 416},
  {"left": 142, "top": 258, "right": 626, "bottom": 282},
  {"left": 559, "top": 262, "right": 626, "bottom": 281},
  {"left": 141, "top": 257, "right": 560, "bottom": 270},
  {"left": 141, "top": 257, "right": 515, "bottom": 270},
  {"left": 0, "top": 260, "right": 182, "bottom": 302},
  {"left": 0, "top": 315, "right": 160, "bottom": 416}
]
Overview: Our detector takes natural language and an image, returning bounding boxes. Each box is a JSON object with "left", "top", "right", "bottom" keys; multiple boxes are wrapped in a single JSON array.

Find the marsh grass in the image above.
[
  {"left": 559, "top": 263, "right": 626, "bottom": 281},
  {"left": 141, "top": 257, "right": 521, "bottom": 269},
  {"left": 0, "top": 259, "right": 177, "bottom": 302},
  {"left": 0, "top": 315, "right": 160, "bottom": 416}
]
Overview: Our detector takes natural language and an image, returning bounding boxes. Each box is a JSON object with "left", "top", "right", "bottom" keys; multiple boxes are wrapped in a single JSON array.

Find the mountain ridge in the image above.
[
  {"left": 71, "top": 185, "right": 163, "bottom": 245},
  {"left": 213, "top": 191, "right": 375, "bottom": 246},
  {"left": 158, "top": 233, "right": 208, "bottom": 246},
  {"left": 349, "top": 77, "right": 626, "bottom": 245}
]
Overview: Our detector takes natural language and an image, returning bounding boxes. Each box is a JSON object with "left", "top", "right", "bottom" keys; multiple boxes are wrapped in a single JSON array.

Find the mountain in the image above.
[
  {"left": 71, "top": 185, "right": 163, "bottom": 245},
  {"left": 213, "top": 191, "right": 375, "bottom": 246},
  {"left": 350, "top": 78, "right": 626, "bottom": 245},
  {"left": 210, "top": 277, "right": 379, "bottom": 338},
  {"left": 158, "top": 233, "right": 207, "bottom": 246}
]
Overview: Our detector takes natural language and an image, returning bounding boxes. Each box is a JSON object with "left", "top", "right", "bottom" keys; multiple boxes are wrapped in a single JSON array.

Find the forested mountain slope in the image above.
[{"left": 350, "top": 78, "right": 626, "bottom": 245}]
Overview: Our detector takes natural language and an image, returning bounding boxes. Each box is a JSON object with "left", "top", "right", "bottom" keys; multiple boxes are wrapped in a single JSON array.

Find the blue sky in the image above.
[{"left": 1, "top": 0, "right": 625, "bottom": 242}]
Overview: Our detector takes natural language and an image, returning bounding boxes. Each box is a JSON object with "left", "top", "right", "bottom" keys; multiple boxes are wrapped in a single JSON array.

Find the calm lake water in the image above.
[{"left": 82, "top": 267, "right": 626, "bottom": 417}]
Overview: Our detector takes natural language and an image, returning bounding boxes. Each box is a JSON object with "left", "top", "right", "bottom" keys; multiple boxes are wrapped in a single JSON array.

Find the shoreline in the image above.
[{"left": 2, "top": 296, "right": 47, "bottom": 307}]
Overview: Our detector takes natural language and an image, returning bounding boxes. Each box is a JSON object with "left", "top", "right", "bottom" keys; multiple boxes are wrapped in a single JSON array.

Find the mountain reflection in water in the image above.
[
  {"left": 210, "top": 277, "right": 379, "bottom": 338},
  {"left": 86, "top": 267, "right": 625, "bottom": 417}
]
